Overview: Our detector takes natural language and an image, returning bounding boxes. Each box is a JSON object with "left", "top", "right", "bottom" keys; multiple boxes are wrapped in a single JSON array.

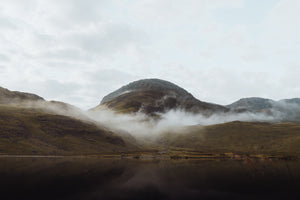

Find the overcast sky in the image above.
[{"left": 0, "top": 0, "right": 299, "bottom": 109}]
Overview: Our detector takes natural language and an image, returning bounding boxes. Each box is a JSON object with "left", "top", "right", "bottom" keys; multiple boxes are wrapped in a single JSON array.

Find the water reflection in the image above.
[{"left": 0, "top": 158, "right": 299, "bottom": 200}]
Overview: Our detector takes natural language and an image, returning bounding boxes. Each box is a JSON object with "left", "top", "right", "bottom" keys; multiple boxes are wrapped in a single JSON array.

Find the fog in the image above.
[
  {"left": 21, "top": 99, "right": 298, "bottom": 138},
  {"left": 87, "top": 106, "right": 291, "bottom": 137},
  {"left": 5, "top": 97, "right": 300, "bottom": 138}
]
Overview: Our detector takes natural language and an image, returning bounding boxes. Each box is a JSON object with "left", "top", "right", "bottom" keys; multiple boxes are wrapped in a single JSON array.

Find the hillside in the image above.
[
  {"left": 158, "top": 121, "right": 300, "bottom": 155},
  {"left": 0, "top": 105, "right": 139, "bottom": 155},
  {"left": 0, "top": 86, "right": 140, "bottom": 155},
  {"left": 0, "top": 86, "right": 90, "bottom": 120},
  {"left": 93, "top": 79, "right": 228, "bottom": 116},
  {"left": 0, "top": 86, "right": 44, "bottom": 103}
]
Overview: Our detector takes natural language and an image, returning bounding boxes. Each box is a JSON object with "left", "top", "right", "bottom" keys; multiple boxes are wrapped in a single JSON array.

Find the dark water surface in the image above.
[{"left": 0, "top": 157, "right": 299, "bottom": 200}]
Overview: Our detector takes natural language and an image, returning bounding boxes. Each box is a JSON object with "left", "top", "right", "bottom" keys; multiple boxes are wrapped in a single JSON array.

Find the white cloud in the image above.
[
  {"left": 262, "top": 0, "right": 300, "bottom": 44},
  {"left": 0, "top": 0, "right": 299, "bottom": 109}
]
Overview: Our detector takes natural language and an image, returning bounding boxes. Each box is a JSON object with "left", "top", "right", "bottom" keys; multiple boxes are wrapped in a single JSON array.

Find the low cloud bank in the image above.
[
  {"left": 87, "top": 106, "right": 298, "bottom": 137},
  {"left": 6, "top": 98, "right": 299, "bottom": 138}
]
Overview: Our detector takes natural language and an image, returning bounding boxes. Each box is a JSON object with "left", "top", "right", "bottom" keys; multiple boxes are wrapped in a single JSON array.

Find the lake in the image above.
[{"left": 0, "top": 157, "right": 299, "bottom": 200}]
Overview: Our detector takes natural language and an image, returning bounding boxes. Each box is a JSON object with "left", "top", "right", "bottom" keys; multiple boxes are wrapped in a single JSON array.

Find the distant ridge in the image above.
[
  {"left": 227, "top": 97, "right": 275, "bottom": 111},
  {"left": 228, "top": 97, "right": 300, "bottom": 121}
]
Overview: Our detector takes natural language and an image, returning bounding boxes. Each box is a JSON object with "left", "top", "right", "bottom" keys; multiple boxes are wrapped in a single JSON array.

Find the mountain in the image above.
[
  {"left": 93, "top": 79, "right": 300, "bottom": 122},
  {"left": 0, "top": 86, "right": 44, "bottom": 103},
  {"left": 0, "top": 105, "right": 139, "bottom": 155},
  {"left": 0, "top": 86, "right": 139, "bottom": 155},
  {"left": 93, "top": 79, "right": 229, "bottom": 116},
  {"left": 227, "top": 97, "right": 275, "bottom": 111},
  {"left": 279, "top": 98, "right": 300, "bottom": 106},
  {"left": 2, "top": 82, "right": 300, "bottom": 156},
  {"left": 228, "top": 97, "right": 300, "bottom": 121},
  {"left": 0, "top": 86, "right": 89, "bottom": 119}
]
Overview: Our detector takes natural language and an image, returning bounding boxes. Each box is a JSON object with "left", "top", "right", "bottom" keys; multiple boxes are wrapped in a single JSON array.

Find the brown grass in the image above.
[
  {"left": 158, "top": 121, "right": 300, "bottom": 156},
  {"left": 0, "top": 105, "right": 139, "bottom": 155}
]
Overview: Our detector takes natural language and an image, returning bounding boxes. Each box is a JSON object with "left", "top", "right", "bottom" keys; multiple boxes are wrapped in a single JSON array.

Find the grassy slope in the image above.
[
  {"left": 0, "top": 86, "right": 44, "bottom": 103},
  {"left": 158, "top": 121, "right": 300, "bottom": 155},
  {"left": 0, "top": 105, "right": 139, "bottom": 155}
]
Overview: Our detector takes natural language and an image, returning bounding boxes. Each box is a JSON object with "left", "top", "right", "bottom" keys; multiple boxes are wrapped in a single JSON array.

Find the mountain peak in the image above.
[
  {"left": 95, "top": 78, "right": 228, "bottom": 115},
  {"left": 101, "top": 78, "right": 192, "bottom": 104}
]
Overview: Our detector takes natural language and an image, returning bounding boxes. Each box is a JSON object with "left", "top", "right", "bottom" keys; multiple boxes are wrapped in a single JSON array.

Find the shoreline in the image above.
[{"left": 0, "top": 153, "right": 299, "bottom": 160}]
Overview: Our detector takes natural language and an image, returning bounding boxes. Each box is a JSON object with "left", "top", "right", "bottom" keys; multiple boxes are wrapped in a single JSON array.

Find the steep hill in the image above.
[{"left": 94, "top": 79, "right": 228, "bottom": 116}]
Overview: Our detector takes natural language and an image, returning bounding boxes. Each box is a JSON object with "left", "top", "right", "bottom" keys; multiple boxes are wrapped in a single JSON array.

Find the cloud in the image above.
[
  {"left": 262, "top": 0, "right": 300, "bottom": 44},
  {"left": 87, "top": 106, "right": 287, "bottom": 138},
  {"left": 40, "top": 48, "right": 89, "bottom": 62},
  {"left": 0, "top": 16, "right": 18, "bottom": 30},
  {"left": 0, "top": 53, "right": 10, "bottom": 62},
  {"left": 0, "top": 0, "right": 299, "bottom": 109},
  {"left": 63, "top": 23, "right": 141, "bottom": 55}
]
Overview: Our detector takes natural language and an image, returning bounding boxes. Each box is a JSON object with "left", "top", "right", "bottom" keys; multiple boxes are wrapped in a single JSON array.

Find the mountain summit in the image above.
[
  {"left": 94, "top": 78, "right": 228, "bottom": 115},
  {"left": 101, "top": 79, "right": 193, "bottom": 104}
]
